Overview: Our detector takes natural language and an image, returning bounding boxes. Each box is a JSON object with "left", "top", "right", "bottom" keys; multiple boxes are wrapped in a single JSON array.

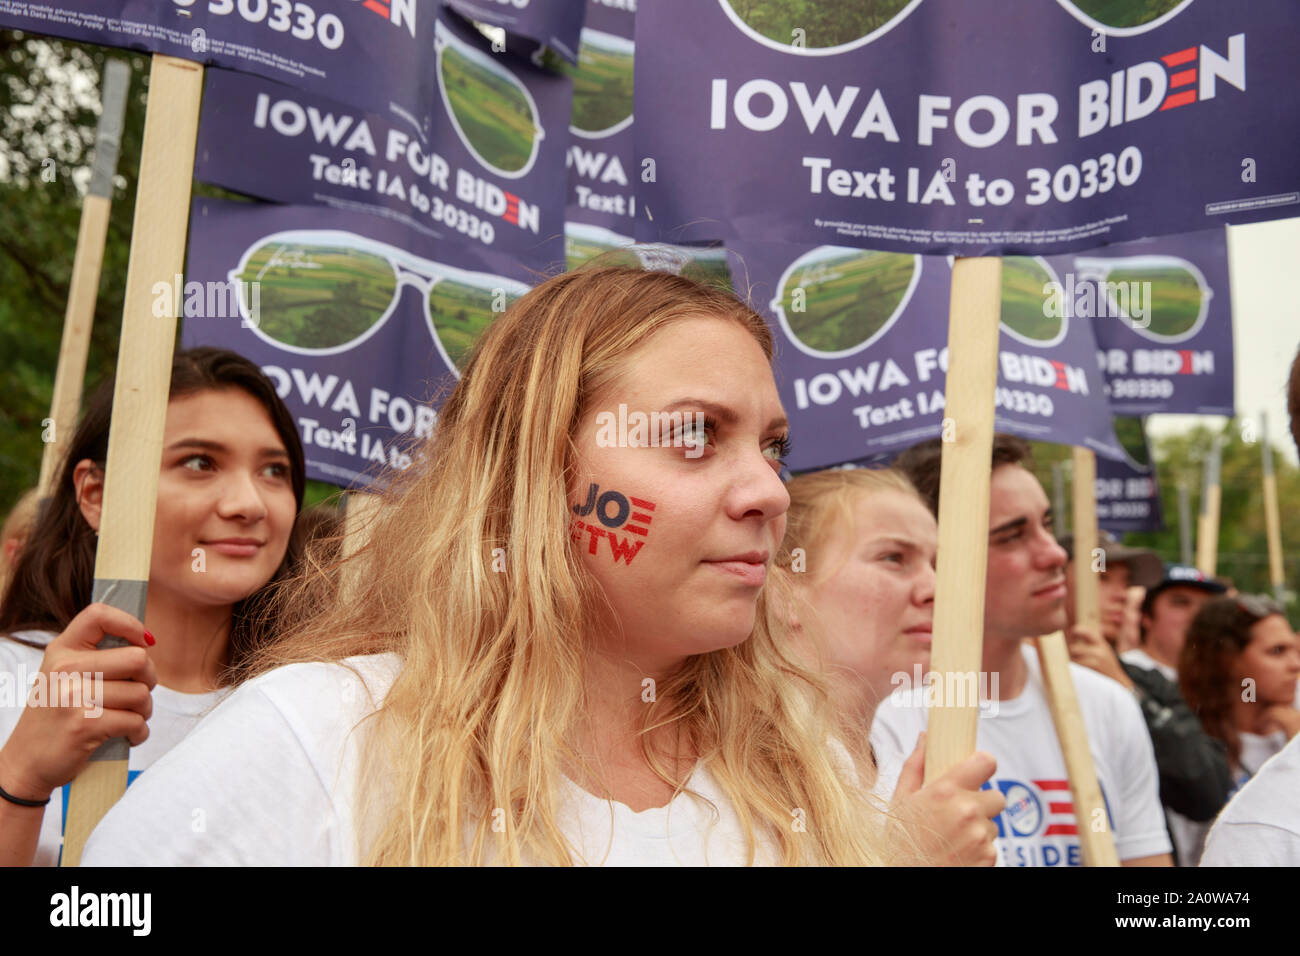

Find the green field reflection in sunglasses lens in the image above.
[
  {"left": 727, "top": 0, "right": 913, "bottom": 49},
  {"left": 779, "top": 249, "right": 915, "bottom": 353},
  {"left": 1002, "top": 257, "right": 1064, "bottom": 343},
  {"left": 557, "top": 30, "right": 634, "bottom": 134},
  {"left": 678, "top": 255, "right": 733, "bottom": 293},
  {"left": 563, "top": 227, "right": 733, "bottom": 294},
  {"left": 1069, "top": 0, "right": 1184, "bottom": 29},
  {"left": 1102, "top": 266, "right": 1203, "bottom": 338},
  {"left": 427, "top": 280, "right": 521, "bottom": 371},
  {"left": 564, "top": 235, "right": 642, "bottom": 271},
  {"left": 236, "top": 243, "right": 397, "bottom": 350},
  {"left": 440, "top": 42, "right": 538, "bottom": 174}
]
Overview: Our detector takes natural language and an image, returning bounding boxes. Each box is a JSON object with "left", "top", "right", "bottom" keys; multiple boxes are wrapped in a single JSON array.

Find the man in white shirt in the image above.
[{"left": 881, "top": 435, "right": 1173, "bottom": 867}]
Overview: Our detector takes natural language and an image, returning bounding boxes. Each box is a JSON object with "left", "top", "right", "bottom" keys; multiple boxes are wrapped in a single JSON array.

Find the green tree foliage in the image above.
[
  {"left": 0, "top": 34, "right": 148, "bottom": 514},
  {"left": 0, "top": 34, "right": 338, "bottom": 515},
  {"left": 1027, "top": 423, "right": 1300, "bottom": 621},
  {"left": 1127, "top": 423, "right": 1300, "bottom": 609}
]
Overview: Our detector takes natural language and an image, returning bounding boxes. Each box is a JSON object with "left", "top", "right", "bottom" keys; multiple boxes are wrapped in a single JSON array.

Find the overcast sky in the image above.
[{"left": 1146, "top": 215, "right": 1300, "bottom": 465}]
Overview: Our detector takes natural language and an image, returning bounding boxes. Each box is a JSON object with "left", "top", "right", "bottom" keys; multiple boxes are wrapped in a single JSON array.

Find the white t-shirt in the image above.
[
  {"left": 1169, "top": 730, "right": 1287, "bottom": 866},
  {"left": 1120, "top": 647, "right": 1177, "bottom": 684},
  {"left": 0, "top": 632, "right": 228, "bottom": 867},
  {"left": 83, "top": 654, "right": 787, "bottom": 866},
  {"left": 1201, "top": 732, "right": 1300, "bottom": 866},
  {"left": 871, "top": 643, "right": 1171, "bottom": 867}
]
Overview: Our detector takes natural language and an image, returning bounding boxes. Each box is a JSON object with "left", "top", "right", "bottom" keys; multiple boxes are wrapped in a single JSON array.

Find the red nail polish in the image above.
[{"left": 144, "top": 630, "right": 156, "bottom": 646}]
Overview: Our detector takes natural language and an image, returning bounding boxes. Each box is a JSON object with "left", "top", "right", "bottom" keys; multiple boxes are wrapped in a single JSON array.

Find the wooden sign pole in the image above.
[
  {"left": 1196, "top": 435, "right": 1222, "bottom": 577},
  {"left": 1070, "top": 448, "right": 1100, "bottom": 631},
  {"left": 1261, "top": 414, "right": 1286, "bottom": 604},
  {"left": 37, "top": 60, "right": 131, "bottom": 498},
  {"left": 1036, "top": 445, "right": 1119, "bottom": 867},
  {"left": 1195, "top": 459, "right": 1209, "bottom": 571},
  {"left": 61, "top": 55, "right": 204, "bottom": 867},
  {"left": 923, "top": 256, "right": 1001, "bottom": 784},
  {"left": 1052, "top": 461, "right": 1068, "bottom": 536},
  {"left": 1035, "top": 631, "right": 1120, "bottom": 866},
  {"left": 1177, "top": 482, "right": 1193, "bottom": 567}
]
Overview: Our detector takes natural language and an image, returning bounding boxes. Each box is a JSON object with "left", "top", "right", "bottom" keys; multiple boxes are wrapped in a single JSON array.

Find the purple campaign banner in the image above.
[
  {"left": 554, "top": 3, "right": 738, "bottom": 292},
  {"left": 1096, "top": 417, "right": 1163, "bottom": 533},
  {"left": 0, "top": 0, "right": 437, "bottom": 123},
  {"left": 181, "top": 197, "right": 535, "bottom": 488},
  {"left": 562, "top": 0, "right": 636, "bottom": 239},
  {"left": 634, "top": 0, "right": 1300, "bottom": 255},
  {"left": 442, "top": 0, "right": 585, "bottom": 62},
  {"left": 1077, "top": 229, "right": 1233, "bottom": 416},
  {"left": 726, "top": 240, "right": 1121, "bottom": 471},
  {"left": 196, "top": 8, "right": 571, "bottom": 268}
]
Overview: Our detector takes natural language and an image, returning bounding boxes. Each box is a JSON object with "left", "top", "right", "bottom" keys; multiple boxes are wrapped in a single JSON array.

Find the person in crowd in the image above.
[
  {"left": 775, "top": 467, "right": 1004, "bottom": 866},
  {"left": 1200, "top": 345, "right": 1300, "bottom": 866},
  {"left": 1117, "top": 585, "right": 1146, "bottom": 655},
  {"left": 83, "top": 267, "right": 930, "bottom": 866},
  {"left": 0, "top": 488, "right": 39, "bottom": 597},
  {"left": 1170, "top": 594, "right": 1300, "bottom": 864},
  {"left": 1058, "top": 531, "right": 1163, "bottom": 648},
  {"left": 0, "top": 348, "right": 305, "bottom": 866},
  {"left": 1122, "top": 565, "right": 1225, "bottom": 682},
  {"left": 1060, "top": 535, "right": 1233, "bottom": 858},
  {"left": 1058, "top": 530, "right": 1163, "bottom": 678},
  {"left": 881, "top": 435, "right": 1173, "bottom": 867}
]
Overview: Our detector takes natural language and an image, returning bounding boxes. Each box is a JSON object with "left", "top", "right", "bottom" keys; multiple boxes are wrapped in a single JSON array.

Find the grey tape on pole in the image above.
[
  {"left": 1199, "top": 455, "right": 1211, "bottom": 516},
  {"left": 87, "top": 577, "right": 148, "bottom": 762},
  {"left": 1208, "top": 436, "right": 1223, "bottom": 488},
  {"left": 1262, "top": 415, "right": 1276, "bottom": 477},
  {"left": 92, "top": 576, "right": 148, "bottom": 621},
  {"left": 88, "top": 60, "right": 131, "bottom": 199}
]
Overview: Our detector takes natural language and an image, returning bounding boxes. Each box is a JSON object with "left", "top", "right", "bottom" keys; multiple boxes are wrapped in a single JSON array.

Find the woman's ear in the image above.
[{"left": 72, "top": 459, "right": 105, "bottom": 532}]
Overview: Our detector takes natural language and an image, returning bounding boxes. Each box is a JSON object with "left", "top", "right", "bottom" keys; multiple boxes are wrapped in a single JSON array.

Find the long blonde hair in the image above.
[
  {"left": 777, "top": 467, "right": 925, "bottom": 585},
  {"left": 252, "top": 266, "right": 894, "bottom": 865}
]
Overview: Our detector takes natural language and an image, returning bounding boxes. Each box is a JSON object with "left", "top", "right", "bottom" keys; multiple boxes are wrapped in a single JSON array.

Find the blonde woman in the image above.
[
  {"left": 84, "top": 267, "right": 911, "bottom": 866},
  {"left": 776, "top": 468, "right": 1004, "bottom": 866}
]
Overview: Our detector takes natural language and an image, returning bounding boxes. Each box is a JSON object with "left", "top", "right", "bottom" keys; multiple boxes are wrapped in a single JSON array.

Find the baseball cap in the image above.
[
  {"left": 1056, "top": 530, "right": 1164, "bottom": 588},
  {"left": 1140, "top": 564, "right": 1229, "bottom": 614}
]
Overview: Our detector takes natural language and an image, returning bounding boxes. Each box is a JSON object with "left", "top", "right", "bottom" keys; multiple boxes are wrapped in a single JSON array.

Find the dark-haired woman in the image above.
[
  {"left": 1168, "top": 594, "right": 1300, "bottom": 865},
  {"left": 0, "top": 347, "right": 306, "bottom": 865}
]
